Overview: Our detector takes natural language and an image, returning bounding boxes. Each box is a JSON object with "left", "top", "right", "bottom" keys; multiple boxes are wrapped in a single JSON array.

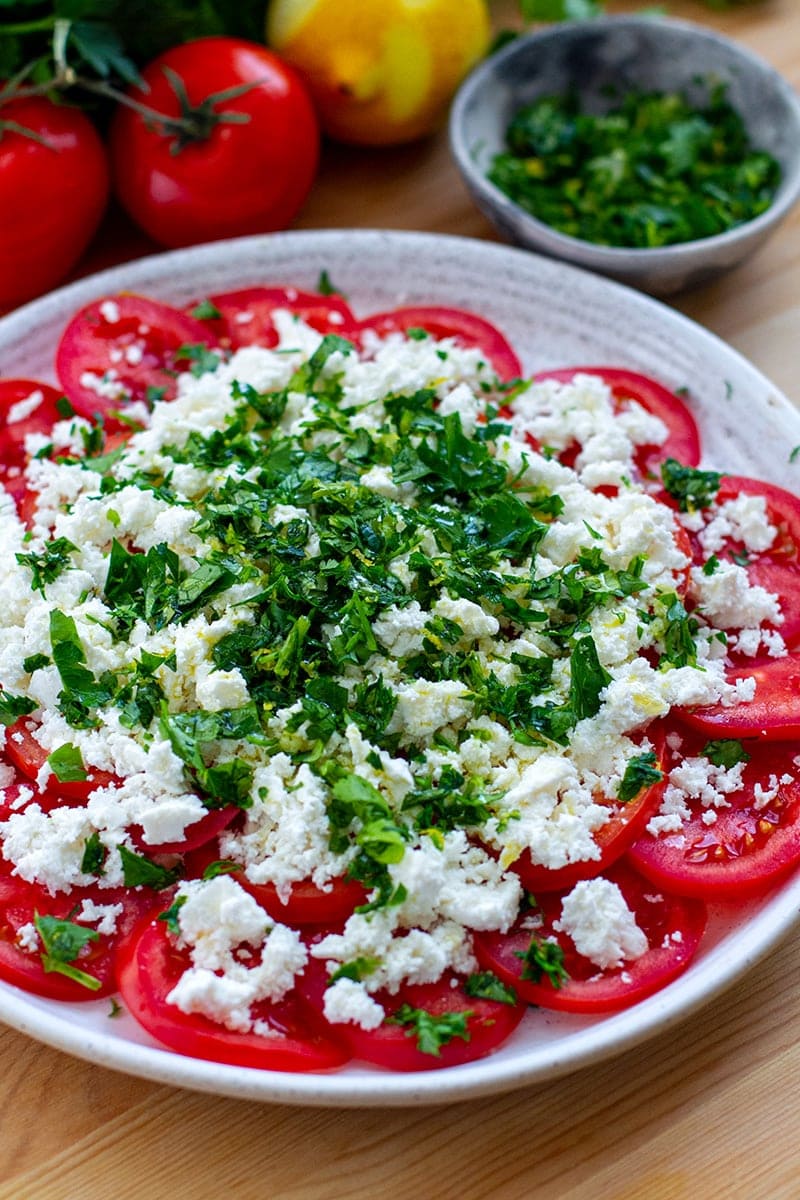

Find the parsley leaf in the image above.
[
  {"left": 464, "top": 971, "right": 518, "bottom": 1005},
  {"left": 702, "top": 739, "right": 751, "bottom": 768},
  {"left": 388, "top": 1004, "right": 473, "bottom": 1057},
  {"left": 515, "top": 937, "right": 569, "bottom": 989},
  {"left": 34, "top": 913, "right": 102, "bottom": 991},
  {"left": 0, "top": 691, "right": 37, "bottom": 726},
  {"left": 617, "top": 751, "right": 664, "bottom": 803},
  {"left": 16, "top": 538, "right": 78, "bottom": 595},
  {"left": 118, "top": 845, "right": 181, "bottom": 890},
  {"left": 47, "top": 743, "right": 87, "bottom": 783},
  {"left": 661, "top": 459, "right": 721, "bottom": 513}
]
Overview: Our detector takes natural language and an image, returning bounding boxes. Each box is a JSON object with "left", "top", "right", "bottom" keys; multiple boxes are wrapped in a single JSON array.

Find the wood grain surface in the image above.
[{"left": 4, "top": 3, "right": 800, "bottom": 1197}]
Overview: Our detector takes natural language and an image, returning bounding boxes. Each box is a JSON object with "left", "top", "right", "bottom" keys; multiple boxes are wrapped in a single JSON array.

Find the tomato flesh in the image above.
[
  {"left": 474, "top": 862, "right": 706, "bottom": 1013},
  {"left": 0, "top": 878, "right": 153, "bottom": 1001},
  {"left": 533, "top": 367, "right": 701, "bottom": 478},
  {"left": 359, "top": 306, "right": 523, "bottom": 381},
  {"left": 198, "top": 287, "right": 361, "bottom": 350},
  {"left": 55, "top": 296, "right": 216, "bottom": 428},
  {"left": 5, "top": 719, "right": 118, "bottom": 802},
  {"left": 630, "top": 731, "right": 800, "bottom": 897},
  {"left": 116, "top": 913, "right": 350, "bottom": 1071}
]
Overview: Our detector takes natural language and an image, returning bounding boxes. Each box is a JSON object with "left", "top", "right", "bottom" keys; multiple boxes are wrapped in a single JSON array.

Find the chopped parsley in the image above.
[
  {"left": 515, "top": 936, "right": 569, "bottom": 989},
  {"left": 387, "top": 1004, "right": 473, "bottom": 1057},
  {"left": 617, "top": 751, "right": 664, "bottom": 803},
  {"left": 701, "top": 739, "right": 751, "bottom": 768},
  {"left": 488, "top": 86, "right": 781, "bottom": 249},
  {"left": 34, "top": 913, "right": 102, "bottom": 991}
]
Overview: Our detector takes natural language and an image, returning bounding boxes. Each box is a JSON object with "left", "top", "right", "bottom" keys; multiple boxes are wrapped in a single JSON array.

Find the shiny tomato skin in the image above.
[
  {"left": 474, "top": 863, "right": 706, "bottom": 1013},
  {"left": 116, "top": 913, "right": 350, "bottom": 1071},
  {"left": 5, "top": 719, "right": 118, "bottom": 803},
  {"left": 0, "top": 878, "right": 153, "bottom": 1001},
  {"left": 183, "top": 842, "right": 367, "bottom": 925},
  {"left": 55, "top": 295, "right": 216, "bottom": 427},
  {"left": 533, "top": 367, "right": 701, "bottom": 477},
  {"left": 198, "top": 286, "right": 360, "bottom": 349},
  {"left": 679, "top": 655, "right": 800, "bottom": 741},
  {"left": 0, "top": 381, "right": 67, "bottom": 467},
  {"left": 512, "top": 727, "right": 667, "bottom": 893},
  {"left": 109, "top": 38, "right": 319, "bottom": 248},
  {"left": 0, "top": 97, "right": 109, "bottom": 311},
  {"left": 629, "top": 734, "right": 800, "bottom": 898},
  {"left": 299, "top": 951, "right": 524, "bottom": 1071},
  {"left": 693, "top": 476, "right": 800, "bottom": 654},
  {"left": 359, "top": 306, "right": 523, "bottom": 381}
]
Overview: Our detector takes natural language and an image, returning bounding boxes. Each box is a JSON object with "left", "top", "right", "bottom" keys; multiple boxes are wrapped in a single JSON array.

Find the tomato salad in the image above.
[{"left": 0, "top": 285, "right": 797, "bottom": 1075}]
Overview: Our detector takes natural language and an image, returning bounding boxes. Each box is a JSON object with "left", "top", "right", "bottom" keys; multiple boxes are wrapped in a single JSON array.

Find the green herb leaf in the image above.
[
  {"left": 388, "top": 1004, "right": 473, "bottom": 1057},
  {"left": 464, "top": 971, "right": 518, "bottom": 1005},
  {"left": 47, "top": 743, "right": 87, "bottom": 783},
  {"left": 515, "top": 937, "right": 569, "bottom": 989},
  {"left": 661, "top": 459, "right": 721, "bottom": 513},
  {"left": 34, "top": 913, "right": 102, "bottom": 991},
  {"left": 158, "top": 893, "right": 187, "bottom": 936},
  {"left": 617, "top": 751, "right": 663, "bottom": 803},
  {"left": 118, "top": 845, "right": 181, "bottom": 890},
  {"left": 80, "top": 832, "right": 107, "bottom": 877},
  {"left": 701, "top": 739, "right": 751, "bottom": 768},
  {"left": 0, "top": 690, "right": 37, "bottom": 727}
]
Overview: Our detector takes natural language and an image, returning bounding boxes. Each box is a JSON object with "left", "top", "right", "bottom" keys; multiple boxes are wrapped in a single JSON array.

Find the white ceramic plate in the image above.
[{"left": 2, "top": 229, "right": 800, "bottom": 1108}]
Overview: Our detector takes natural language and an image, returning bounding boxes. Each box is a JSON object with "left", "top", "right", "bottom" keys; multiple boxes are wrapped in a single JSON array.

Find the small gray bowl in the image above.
[{"left": 450, "top": 16, "right": 800, "bottom": 294}]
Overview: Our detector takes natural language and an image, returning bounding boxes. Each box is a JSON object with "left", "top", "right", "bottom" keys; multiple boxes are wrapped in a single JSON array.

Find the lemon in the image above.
[{"left": 266, "top": 0, "right": 491, "bottom": 146}]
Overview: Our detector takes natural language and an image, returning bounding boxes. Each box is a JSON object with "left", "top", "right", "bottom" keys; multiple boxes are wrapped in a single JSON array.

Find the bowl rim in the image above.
[{"left": 450, "top": 13, "right": 800, "bottom": 266}]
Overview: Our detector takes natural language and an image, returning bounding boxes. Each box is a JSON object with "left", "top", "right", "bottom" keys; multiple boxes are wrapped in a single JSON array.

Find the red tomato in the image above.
[
  {"left": 5, "top": 719, "right": 117, "bottom": 802},
  {"left": 0, "top": 96, "right": 108, "bottom": 311},
  {"left": 533, "top": 368, "right": 701, "bottom": 478},
  {"left": 473, "top": 862, "right": 706, "bottom": 1013},
  {"left": 108, "top": 38, "right": 319, "bottom": 248},
  {"left": 629, "top": 731, "right": 800, "bottom": 898},
  {"left": 679, "top": 654, "right": 800, "bottom": 741},
  {"left": 687, "top": 475, "right": 800, "bottom": 654},
  {"left": 116, "top": 911, "right": 350, "bottom": 1071},
  {"left": 130, "top": 807, "right": 238, "bottom": 857},
  {"left": 55, "top": 295, "right": 216, "bottom": 428},
  {"left": 0, "top": 877, "right": 152, "bottom": 1000},
  {"left": 359, "top": 306, "right": 523, "bottom": 381},
  {"left": 511, "top": 727, "right": 667, "bottom": 893},
  {"left": 184, "top": 842, "right": 367, "bottom": 925},
  {"left": 299, "top": 950, "right": 524, "bottom": 1071},
  {"left": 192, "top": 286, "right": 360, "bottom": 349},
  {"left": 0, "top": 380, "right": 68, "bottom": 467}
]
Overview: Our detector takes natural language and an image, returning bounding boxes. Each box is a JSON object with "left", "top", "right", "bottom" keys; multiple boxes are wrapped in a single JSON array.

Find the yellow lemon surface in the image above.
[{"left": 266, "top": 0, "right": 491, "bottom": 145}]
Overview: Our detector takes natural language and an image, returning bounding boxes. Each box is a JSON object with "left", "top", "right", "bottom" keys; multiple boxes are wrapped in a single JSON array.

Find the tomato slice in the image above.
[
  {"left": 629, "top": 730, "right": 800, "bottom": 898},
  {"left": 184, "top": 841, "right": 368, "bottom": 925},
  {"left": 5, "top": 719, "right": 117, "bottom": 802},
  {"left": 0, "top": 380, "right": 67, "bottom": 466},
  {"left": 55, "top": 296, "right": 217, "bottom": 429},
  {"left": 0, "top": 877, "right": 153, "bottom": 1000},
  {"left": 359, "top": 306, "right": 523, "bottom": 381},
  {"left": 533, "top": 367, "right": 701, "bottom": 478},
  {"left": 679, "top": 654, "right": 800, "bottom": 741},
  {"left": 511, "top": 728, "right": 667, "bottom": 893},
  {"left": 116, "top": 911, "right": 350, "bottom": 1071},
  {"left": 685, "top": 476, "right": 800, "bottom": 654},
  {"left": 194, "top": 287, "right": 361, "bottom": 350},
  {"left": 299, "top": 950, "right": 524, "bottom": 1071},
  {"left": 473, "top": 862, "right": 706, "bottom": 1013}
]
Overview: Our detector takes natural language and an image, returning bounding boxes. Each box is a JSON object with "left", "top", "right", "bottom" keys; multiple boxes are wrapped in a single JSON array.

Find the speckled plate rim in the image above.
[{"left": 1, "top": 228, "right": 799, "bottom": 1108}]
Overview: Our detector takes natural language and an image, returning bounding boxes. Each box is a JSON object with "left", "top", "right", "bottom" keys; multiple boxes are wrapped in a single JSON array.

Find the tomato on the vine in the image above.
[
  {"left": 108, "top": 37, "right": 319, "bottom": 248},
  {"left": 0, "top": 96, "right": 109, "bottom": 311}
]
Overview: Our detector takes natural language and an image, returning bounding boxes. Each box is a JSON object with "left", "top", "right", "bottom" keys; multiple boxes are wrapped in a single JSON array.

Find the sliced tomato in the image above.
[
  {"left": 686, "top": 476, "right": 800, "bottom": 654},
  {"left": 679, "top": 654, "right": 800, "bottom": 741},
  {"left": 192, "top": 287, "right": 361, "bottom": 350},
  {"left": 359, "top": 306, "right": 523, "bottom": 381},
  {"left": 473, "top": 862, "right": 706, "bottom": 1013},
  {"left": 629, "top": 731, "right": 800, "bottom": 898},
  {"left": 299, "top": 949, "right": 524, "bottom": 1071},
  {"left": 4, "top": 719, "right": 117, "bottom": 802},
  {"left": 533, "top": 367, "right": 701, "bottom": 478},
  {"left": 116, "top": 911, "right": 350, "bottom": 1071},
  {"left": 0, "top": 877, "right": 153, "bottom": 1001},
  {"left": 0, "top": 380, "right": 67, "bottom": 466},
  {"left": 55, "top": 296, "right": 217, "bottom": 429},
  {"left": 130, "top": 807, "right": 239, "bottom": 857},
  {"left": 183, "top": 841, "right": 367, "bottom": 925},
  {"left": 512, "top": 728, "right": 667, "bottom": 893}
]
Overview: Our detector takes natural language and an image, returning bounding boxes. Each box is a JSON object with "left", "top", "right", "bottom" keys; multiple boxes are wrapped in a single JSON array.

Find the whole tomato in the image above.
[
  {"left": 109, "top": 37, "right": 319, "bottom": 248},
  {"left": 0, "top": 96, "right": 109, "bottom": 311}
]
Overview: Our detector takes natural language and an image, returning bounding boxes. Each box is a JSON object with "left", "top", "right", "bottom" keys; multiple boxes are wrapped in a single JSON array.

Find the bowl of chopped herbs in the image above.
[{"left": 450, "top": 16, "right": 800, "bottom": 294}]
